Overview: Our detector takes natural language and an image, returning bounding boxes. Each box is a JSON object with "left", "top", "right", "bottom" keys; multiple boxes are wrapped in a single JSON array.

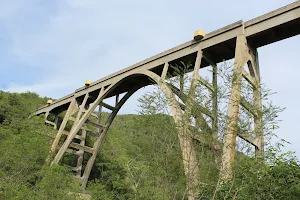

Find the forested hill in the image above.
[
  {"left": 0, "top": 91, "right": 188, "bottom": 199},
  {"left": 0, "top": 91, "right": 300, "bottom": 200}
]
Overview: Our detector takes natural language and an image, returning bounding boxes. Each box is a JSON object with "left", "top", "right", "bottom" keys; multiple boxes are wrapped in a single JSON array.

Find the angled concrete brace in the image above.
[
  {"left": 181, "top": 50, "right": 203, "bottom": 200},
  {"left": 168, "top": 84, "right": 212, "bottom": 133},
  {"left": 212, "top": 65, "right": 218, "bottom": 140},
  {"left": 45, "top": 99, "right": 79, "bottom": 165},
  {"left": 168, "top": 79, "right": 220, "bottom": 154},
  {"left": 81, "top": 87, "right": 139, "bottom": 188},
  {"left": 143, "top": 50, "right": 203, "bottom": 199},
  {"left": 249, "top": 49, "right": 264, "bottom": 159},
  {"left": 75, "top": 124, "right": 87, "bottom": 177},
  {"left": 72, "top": 93, "right": 90, "bottom": 131},
  {"left": 51, "top": 87, "right": 107, "bottom": 165},
  {"left": 142, "top": 68, "right": 201, "bottom": 200},
  {"left": 168, "top": 63, "right": 218, "bottom": 136},
  {"left": 220, "top": 34, "right": 249, "bottom": 181},
  {"left": 54, "top": 115, "right": 59, "bottom": 130},
  {"left": 220, "top": 34, "right": 263, "bottom": 181}
]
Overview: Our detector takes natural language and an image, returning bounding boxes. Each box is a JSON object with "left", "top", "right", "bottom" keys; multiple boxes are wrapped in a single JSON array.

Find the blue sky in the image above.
[{"left": 0, "top": 0, "right": 299, "bottom": 156}]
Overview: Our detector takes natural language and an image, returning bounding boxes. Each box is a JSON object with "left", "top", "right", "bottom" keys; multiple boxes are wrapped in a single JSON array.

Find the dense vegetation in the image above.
[
  {"left": 0, "top": 91, "right": 187, "bottom": 199},
  {"left": 0, "top": 90, "right": 300, "bottom": 199}
]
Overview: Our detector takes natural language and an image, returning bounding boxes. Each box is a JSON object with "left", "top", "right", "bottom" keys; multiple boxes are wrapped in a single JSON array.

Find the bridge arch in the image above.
[{"left": 49, "top": 68, "right": 201, "bottom": 190}]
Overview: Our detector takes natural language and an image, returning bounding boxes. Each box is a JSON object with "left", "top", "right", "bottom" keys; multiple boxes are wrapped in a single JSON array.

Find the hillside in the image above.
[
  {"left": 1, "top": 91, "right": 300, "bottom": 200},
  {"left": 0, "top": 91, "right": 190, "bottom": 199}
]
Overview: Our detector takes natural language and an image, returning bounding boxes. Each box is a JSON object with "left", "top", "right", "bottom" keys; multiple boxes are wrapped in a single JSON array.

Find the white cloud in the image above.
[{"left": 5, "top": 0, "right": 192, "bottom": 97}]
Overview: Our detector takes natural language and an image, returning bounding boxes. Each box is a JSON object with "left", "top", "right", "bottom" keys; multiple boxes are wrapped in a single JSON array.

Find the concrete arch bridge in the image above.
[{"left": 34, "top": 1, "right": 300, "bottom": 199}]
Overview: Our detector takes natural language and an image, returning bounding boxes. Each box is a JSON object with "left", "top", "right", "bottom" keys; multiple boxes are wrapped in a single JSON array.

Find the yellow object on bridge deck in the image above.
[
  {"left": 85, "top": 80, "right": 92, "bottom": 86},
  {"left": 47, "top": 99, "right": 53, "bottom": 105},
  {"left": 194, "top": 30, "right": 206, "bottom": 41}
]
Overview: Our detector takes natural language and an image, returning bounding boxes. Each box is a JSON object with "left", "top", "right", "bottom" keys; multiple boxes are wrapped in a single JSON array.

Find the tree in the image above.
[{"left": 137, "top": 60, "right": 299, "bottom": 199}]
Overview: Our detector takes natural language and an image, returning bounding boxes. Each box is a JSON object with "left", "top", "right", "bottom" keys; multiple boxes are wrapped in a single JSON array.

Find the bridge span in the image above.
[{"left": 36, "top": 1, "right": 300, "bottom": 116}]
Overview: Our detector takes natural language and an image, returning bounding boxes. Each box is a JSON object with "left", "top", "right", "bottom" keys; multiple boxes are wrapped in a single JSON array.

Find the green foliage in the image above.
[
  {"left": 0, "top": 90, "right": 299, "bottom": 199},
  {"left": 215, "top": 150, "right": 300, "bottom": 200},
  {"left": 0, "top": 91, "right": 188, "bottom": 199},
  {"left": 88, "top": 114, "right": 187, "bottom": 199},
  {"left": 0, "top": 91, "right": 47, "bottom": 124},
  {"left": 35, "top": 165, "right": 81, "bottom": 200},
  {"left": 0, "top": 91, "right": 79, "bottom": 200}
]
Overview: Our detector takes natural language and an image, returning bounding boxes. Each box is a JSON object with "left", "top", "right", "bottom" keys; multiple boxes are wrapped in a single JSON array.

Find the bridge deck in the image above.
[{"left": 36, "top": 1, "right": 300, "bottom": 116}]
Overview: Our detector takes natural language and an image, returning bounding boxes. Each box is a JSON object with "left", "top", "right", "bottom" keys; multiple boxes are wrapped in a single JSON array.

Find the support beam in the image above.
[
  {"left": 180, "top": 72, "right": 184, "bottom": 94},
  {"left": 44, "top": 112, "right": 49, "bottom": 124},
  {"left": 178, "top": 101, "right": 214, "bottom": 119},
  {"left": 198, "top": 77, "right": 214, "bottom": 92},
  {"left": 66, "top": 148, "right": 80, "bottom": 155},
  {"left": 82, "top": 111, "right": 98, "bottom": 118},
  {"left": 220, "top": 33, "right": 264, "bottom": 182},
  {"left": 251, "top": 49, "right": 264, "bottom": 159},
  {"left": 220, "top": 34, "right": 251, "bottom": 181},
  {"left": 140, "top": 69, "right": 201, "bottom": 200},
  {"left": 73, "top": 94, "right": 90, "bottom": 131},
  {"left": 115, "top": 94, "right": 119, "bottom": 106},
  {"left": 161, "top": 62, "right": 169, "bottom": 81},
  {"left": 168, "top": 83, "right": 212, "bottom": 132},
  {"left": 86, "top": 119, "right": 105, "bottom": 129},
  {"left": 100, "top": 102, "right": 116, "bottom": 111},
  {"left": 242, "top": 70, "right": 256, "bottom": 88},
  {"left": 191, "top": 133, "right": 221, "bottom": 152},
  {"left": 212, "top": 65, "right": 218, "bottom": 139},
  {"left": 181, "top": 49, "right": 202, "bottom": 200},
  {"left": 237, "top": 130, "right": 259, "bottom": 149},
  {"left": 62, "top": 131, "right": 83, "bottom": 140},
  {"left": 54, "top": 115, "right": 59, "bottom": 130},
  {"left": 69, "top": 143, "right": 94, "bottom": 154},
  {"left": 240, "top": 96, "right": 258, "bottom": 117},
  {"left": 96, "top": 104, "right": 103, "bottom": 135},
  {"left": 45, "top": 120, "right": 56, "bottom": 127}
]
